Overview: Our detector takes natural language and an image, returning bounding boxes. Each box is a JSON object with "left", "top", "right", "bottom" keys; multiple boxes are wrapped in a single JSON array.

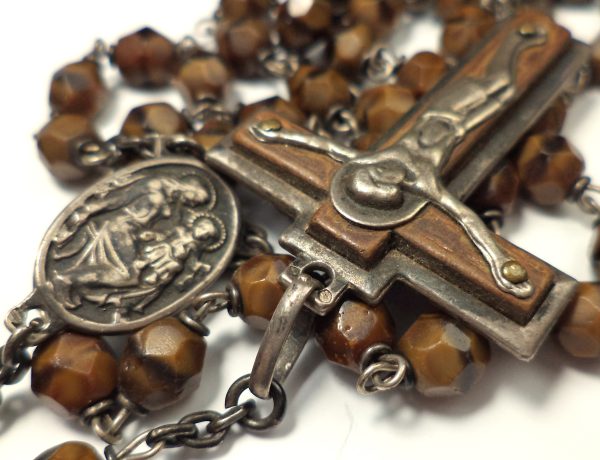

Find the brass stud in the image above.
[
  {"left": 501, "top": 260, "right": 529, "bottom": 284},
  {"left": 257, "top": 119, "right": 282, "bottom": 132}
]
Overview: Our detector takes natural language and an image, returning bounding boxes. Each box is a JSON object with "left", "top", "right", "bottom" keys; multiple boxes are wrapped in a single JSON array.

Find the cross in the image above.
[{"left": 208, "top": 11, "right": 590, "bottom": 398}]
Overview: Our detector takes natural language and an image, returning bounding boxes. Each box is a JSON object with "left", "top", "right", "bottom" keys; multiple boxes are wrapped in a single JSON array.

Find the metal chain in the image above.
[
  {"left": 356, "top": 344, "right": 413, "bottom": 395},
  {"left": 570, "top": 176, "right": 600, "bottom": 224}
]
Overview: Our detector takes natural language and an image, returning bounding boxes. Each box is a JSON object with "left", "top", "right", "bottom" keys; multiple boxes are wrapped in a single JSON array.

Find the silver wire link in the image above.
[
  {"left": 356, "top": 344, "right": 413, "bottom": 395},
  {"left": 230, "top": 222, "right": 274, "bottom": 271},
  {"left": 362, "top": 48, "right": 404, "bottom": 85},
  {"left": 569, "top": 176, "right": 600, "bottom": 224},
  {"left": 178, "top": 290, "right": 234, "bottom": 336},
  {"left": 259, "top": 46, "right": 300, "bottom": 79}
]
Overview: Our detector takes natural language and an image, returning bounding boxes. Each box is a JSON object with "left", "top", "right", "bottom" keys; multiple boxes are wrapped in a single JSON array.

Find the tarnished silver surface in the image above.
[{"left": 29, "top": 157, "right": 239, "bottom": 334}]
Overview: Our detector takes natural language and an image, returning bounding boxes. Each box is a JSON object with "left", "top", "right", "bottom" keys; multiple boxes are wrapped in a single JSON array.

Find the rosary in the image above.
[{"left": 1, "top": 0, "right": 599, "bottom": 458}]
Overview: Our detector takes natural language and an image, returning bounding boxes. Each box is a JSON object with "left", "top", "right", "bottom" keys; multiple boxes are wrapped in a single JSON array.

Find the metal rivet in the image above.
[
  {"left": 318, "top": 289, "right": 333, "bottom": 303},
  {"left": 519, "top": 24, "right": 545, "bottom": 38},
  {"left": 257, "top": 119, "right": 282, "bottom": 132},
  {"left": 502, "top": 261, "right": 529, "bottom": 284}
]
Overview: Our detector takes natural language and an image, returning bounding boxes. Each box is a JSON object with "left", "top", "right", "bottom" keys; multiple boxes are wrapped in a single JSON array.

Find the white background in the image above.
[{"left": 0, "top": 1, "right": 599, "bottom": 459}]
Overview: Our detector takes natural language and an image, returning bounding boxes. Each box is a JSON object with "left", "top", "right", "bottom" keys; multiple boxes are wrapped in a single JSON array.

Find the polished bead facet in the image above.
[
  {"left": 355, "top": 84, "right": 415, "bottom": 135},
  {"left": 114, "top": 28, "right": 178, "bottom": 88},
  {"left": 217, "top": 17, "right": 270, "bottom": 77},
  {"left": 220, "top": 0, "right": 271, "bottom": 20},
  {"left": 277, "top": 0, "right": 333, "bottom": 50},
  {"left": 592, "top": 37, "right": 600, "bottom": 86},
  {"left": 177, "top": 56, "right": 230, "bottom": 103},
  {"left": 397, "top": 313, "right": 490, "bottom": 397},
  {"left": 192, "top": 118, "right": 234, "bottom": 153},
  {"left": 333, "top": 23, "right": 374, "bottom": 76},
  {"left": 50, "top": 60, "right": 107, "bottom": 117},
  {"left": 37, "top": 114, "right": 101, "bottom": 182},
  {"left": 239, "top": 96, "right": 306, "bottom": 125},
  {"left": 348, "top": 0, "right": 403, "bottom": 36},
  {"left": 531, "top": 97, "right": 568, "bottom": 135},
  {"left": 31, "top": 333, "right": 118, "bottom": 416},
  {"left": 396, "top": 52, "right": 448, "bottom": 98},
  {"left": 232, "top": 254, "right": 294, "bottom": 330},
  {"left": 442, "top": 6, "right": 495, "bottom": 59},
  {"left": 468, "top": 162, "right": 520, "bottom": 214},
  {"left": 119, "top": 318, "right": 207, "bottom": 411},
  {"left": 556, "top": 283, "right": 600, "bottom": 358},
  {"left": 516, "top": 134, "right": 584, "bottom": 207},
  {"left": 121, "top": 103, "right": 189, "bottom": 137},
  {"left": 289, "top": 66, "right": 353, "bottom": 116},
  {"left": 35, "top": 442, "right": 101, "bottom": 460},
  {"left": 316, "top": 300, "right": 395, "bottom": 372}
]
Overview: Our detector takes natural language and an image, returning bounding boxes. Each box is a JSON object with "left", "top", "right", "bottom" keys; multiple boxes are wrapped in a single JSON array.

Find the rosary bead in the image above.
[
  {"left": 31, "top": 333, "right": 118, "bottom": 416},
  {"left": 289, "top": 66, "right": 353, "bottom": 116},
  {"left": 121, "top": 103, "right": 189, "bottom": 137},
  {"left": 531, "top": 97, "right": 568, "bottom": 135},
  {"left": 119, "top": 318, "right": 207, "bottom": 411},
  {"left": 114, "top": 27, "right": 179, "bottom": 88},
  {"left": 591, "top": 37, "right": 600, "bottom": 86},
  {"left": 50, "top": 60, "right": 107, "bottom": 117},
  {"left": 177, "top": 55, "right": 231, "bottom": 103},
  {"left": 348, "top": 0, "right": 404, "bottom": 37},
  {"left": 37, "top": 114, "right": 101, "bottom": 182},
  {"left": 436, "top": 0, "right": 473, "bottom": 21},
  {"left": 556, "top": 283, "right": 600, "bottom": 358},
  {"left": 441, "top": 6, "right": 495, "bottom": 60},
  {"left": 516, "top": 134, "right": 584, "bottom": 207},
  {"left": 396, "top": 52, "right": 449, "bottom": 98},
  {"left": 217, "top": 17, "right": 271, "bottom": 77},
  {"left": 239, "top": 96, "right": 306, "bottom": 125},
  {"left": 332, "top": 23, "right": 374, "bottom": 77},
  {"left": 397, "top": 313, "right": 490, "bottom": 397},
  {"left": 277, "top": 0, "right": 333, "bottom": 51},
  {"left": 232, "top": 254, "right": 294, "bottom": 330},
  {"left": 468, "top": 161, "right": 521, "bottom": 214},
  {"left": 355, "top": 84, "right": 415, "bottom": 135},
  {"left": 34, "top": 442, "right": 101, "bottom": 460},
  {"left": 220, "top": 0, "right": 272, "bottom": 20},
  {"left": 192, "top": 118, "right": 235, "bottom": 153},
  {"left": 315, "top": 300, "right": 395, "bottom": 372}
]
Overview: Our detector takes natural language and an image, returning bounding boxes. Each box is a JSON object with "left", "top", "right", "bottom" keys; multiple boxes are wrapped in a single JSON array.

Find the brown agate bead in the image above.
[
  {"left": 34, "top": 442, "right": 101, "bottom": 460},
  {"left": 516, "top": 134, "right": 584, "bottom": 207},
  {"left": 277, "top": 0, "right": 333, "bottom": 51},
  {"left": 232, "top": 254, "right": 294, "bottom": 330},
  {"left": 289, "top": 66, "right": 353, "bottom": 116},
  {"left": 119, "top": 318, "right": 207, "bottom": 411},
  {"left": 37, "top": 114, "right": 101, "bottom": 182},
  {"left": 348, "top": 0, "right": 403, "bottom": 36},
  {"left": 469, "top": 162, "right": 520, "bottom": 214},
  {"left": 217, "top": 17, "right": 270, "bottom": 77},
  {"left": 332, "top": 23, "right": 374, "bottom": 77},
  {"left": 31, "top": 333, "right": 118, "bottom": 416},
  {"left": 239, "top": 96, "right": 306, "bottom": 125},
  {"left": 397, "top": 313, "right": 490, "bottom": 397},
  {"left": 556, "top": 283, "right": 600, "bottom": 358},
  {"left": 442, "top": 6, "right": 495, "bottom": 60},
  {"left": 113, "top": 28, "right": 178, "bottom": 88},
  {"left": 315, "top": 300, "right": 395, "bottom": 372},
  {"left": 397, "top": 52, "right": 448, "bottom": 98},
  {"left": 50, "top": 60, "right": 107, "bottom": 117},
  {"left": 192, "top": 118, "right": 234, "bottom": 153},
  {"left": 532, "top": 98, "right": 568, "bottom": 135},
  {"left": 220, "top": 0, "right": 271, "bottom": 20},
  {"left": 121, "top": 103, "right": 189, "bottom": 137},
  {"left": 590, "top": 37, "right": 600, "bottom": 86},
  {"left": 177, "top": 56, "right": 230, "bottom": 103},
  {"left": 355, "top": 84, "right": 415, "bottom": 135},
  {"left": 436, "top": 0, "right": 473, "bottom": 21}
]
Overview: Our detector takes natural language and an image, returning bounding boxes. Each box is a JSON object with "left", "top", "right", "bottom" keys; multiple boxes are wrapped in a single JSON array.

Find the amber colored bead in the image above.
[
  {"left": 516, "top": 134, "right": 584, "bottom": 207},
  {"left": 556, "top": 283, "right": 600, "bottom": 358},
  {"left": 37, "top": 114, "right": 100, "bottom": 182},
  {"left": 469, "top": 162, "right": 520, "bottom": 214},
  {"left": 348, "top": 0, "right": 403, "bottom": 36},
  {"left": 121, "top": 103, "right": 189, "bottom": 137},
  {"left": 397, "top": 52, "right": 448, "bottom": 98},
  {"left": 217, "top": 17, "right": 270, "bottom": 77},
  {"left": 316, "top": 300, "right": 395, "bottom": 372},
  {"left": 442, "top": 6, "right": 495, "bottom": 59},
  {"left": 590, "top": 37, "right": 600, "bottom": 86},
  {"left": 119, "top": 318, "right": 207, "bottom": 411},
  {"left": 220, "top": 0, "right": 271, "bottom": 20},
  {"left": 277, "top": 0, "right": 333, "bottom": 50},
  {"left": 113, "top": 28, "right": 178, "bottom": 88},
  {"left": 355, "top": 84, "right": 415, "bottom": 135},
  {"left": 289, "top": 66, "right": 353, "bottom": 116},
  {"left": 592, "top": 231, "right": 600, "bottom": 279},
  {"left": 34, "top": 442, "right": 101, "bottom": 460},
  {"left": 397, "top": 313, "right": 490, "bottom": 397},
  {"left": 531, "top": 98, "right": 568, "bottom": 135},
  {"left": 239, "top": 96, "right": 306, "bottom": 125},
  {"left": 436, "top": 0, "right": 472, "bottom": 21},
  {"left": 31, "top": 333, "right": 118, "bottom": 416},
  {"left": 232, "top": 254, "right": 294, "bottom": 330},
  {"left": 50, "top": 60, "right": 107, "bottom": 117},
  {"left": 333, "top": 23, "right": 374, "bottom": 77},
  {"left": 192, "top": 118, "right": 234, "bottom": 153},
  {"left": 177, "top": 56, "right": 230, "bottom": 103}
]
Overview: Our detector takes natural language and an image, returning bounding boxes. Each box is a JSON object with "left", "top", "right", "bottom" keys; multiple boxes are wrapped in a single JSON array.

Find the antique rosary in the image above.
[{"left": 1, "top": 0, "right": 599, "bottom": 458}]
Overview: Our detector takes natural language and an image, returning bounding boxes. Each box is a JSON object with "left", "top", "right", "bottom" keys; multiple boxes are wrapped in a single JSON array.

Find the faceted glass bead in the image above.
[
  {"left": 114, "top": 27, "right": 178, "bottom": 88},
  {"left": 556, "top": 283, "right": 600, "bottom": 358},
  {"left": 436, "top": 0, "right": 474, "bottom": 21},
  {"left": 592, "top": 231, "right": 600, "bottom": 279},
  {"left": 220, "top": 0, "right": 272, "bottom": 20},
  {"left": 239, "top": 96, "right": 306, "bottom": 125},
  {"left": 355, "top": 84, "right": 415, "bottom": 135},
  {"left": 396, "top": 52, "right": 448, "bottom": 98},
  {"left": 289, "top": 66, "right": 353, "bottom": 116},
  {"left": 442, "top": 6, "right": 495, "bottom": 59},
  {"left": 37, "top": 114, "right": 101, "bottom": 182},
  {"left": 31, "top": 333, "right": 118, "bottom": 416},
  {"left": 121, "top": 103, "right": 189, "bottom": 137},
  {"left": 531, "top": 98, "right": 568, "bottom": 135},
  {"left": 332, "top": 23, "right": 374, "bottom": 77},
  {"left": 516, "top": 134, "right": 584, "bottom": 207},
  {"left": 277, "top": 0, "right": 333, "bottom": 50},
  {"left": 177, "top": 56, "right": 230, "bottom": 103},
  {"left": 468, "top": 162, "right": 520, "bottom": 214},
  {"left": 315, "top": 300, "right": 395, "bottom": 372},
  {"left": 119, "top": 318, "right": 207, "bottom": 411},
  {"left": 232, "top": 254, "right": 294, "bottom": 330},
  {"left": 217, "top": 17, "right": 270, "bottom": 77},
  {"left": 34, "top": 442, "right": 101, "bottom": 460},
  {"left": 192, "top": 118, "right": 234, "bottom": 153},
  {"left": 50, "top": 60, "right": 107, "bottom": 117},
  {"left": 348, "top": 0, "right": 404, "bottom": 37},
  {"left": 591, "top": 37, "right": 600, "bottom": 86},
  {"left": 397, "top": 313, "right": 490, "bottom": 397}
]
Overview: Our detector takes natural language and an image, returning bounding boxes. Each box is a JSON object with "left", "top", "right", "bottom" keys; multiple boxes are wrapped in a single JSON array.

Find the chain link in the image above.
[{"left": 356, "top": 344, "right": 413, "bottom": 395}]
